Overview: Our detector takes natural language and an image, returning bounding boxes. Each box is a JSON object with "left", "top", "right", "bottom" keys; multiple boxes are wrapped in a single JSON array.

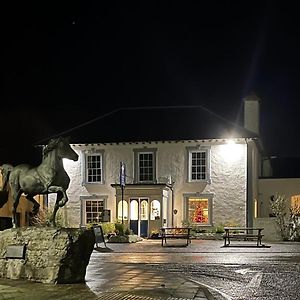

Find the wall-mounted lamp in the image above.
[{"left": 220, "top": 139, "right": 244, "bottom": 162}]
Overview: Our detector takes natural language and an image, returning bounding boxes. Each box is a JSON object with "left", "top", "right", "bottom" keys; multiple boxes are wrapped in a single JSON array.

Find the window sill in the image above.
[
  {"left": 82, "top": 182, "right": 104, "bottom": 186},
  {"left": 188, "top": 179, "right": 211, "bottom": 184}
]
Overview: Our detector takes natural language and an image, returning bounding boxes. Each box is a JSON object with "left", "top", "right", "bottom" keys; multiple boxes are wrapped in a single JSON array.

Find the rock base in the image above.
[{"left": 0, "top": 227, "right": 95, "bottom": 283}]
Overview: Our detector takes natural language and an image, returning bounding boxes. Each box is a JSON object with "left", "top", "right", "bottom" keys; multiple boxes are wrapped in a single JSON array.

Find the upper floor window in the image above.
[
  {"left": 84, "top": 152, "right": 104, "bottom": 184},
  {"left": 134, "top": 149, "right": 157, "bottom": 183},
  {"left": 187, "top": 147, "right": 211, "bottom": 182}
]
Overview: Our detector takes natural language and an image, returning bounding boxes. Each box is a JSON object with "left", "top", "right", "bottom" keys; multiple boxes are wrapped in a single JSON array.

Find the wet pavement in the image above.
[{"left": 0, "top": 239, "right": 299, "bottom": 299}]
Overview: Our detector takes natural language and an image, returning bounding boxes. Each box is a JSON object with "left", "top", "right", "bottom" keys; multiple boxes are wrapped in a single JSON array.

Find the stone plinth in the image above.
[{"left": 0, "top": 227, "right": 95, "bottom": 283}]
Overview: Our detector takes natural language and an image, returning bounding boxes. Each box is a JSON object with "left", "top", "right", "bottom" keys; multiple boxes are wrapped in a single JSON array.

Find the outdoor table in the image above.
[{"left": 223, "top": 227, "right": 264, "bottom": 247}]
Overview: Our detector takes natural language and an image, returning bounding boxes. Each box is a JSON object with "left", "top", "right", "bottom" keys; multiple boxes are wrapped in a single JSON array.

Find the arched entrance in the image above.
[{"left": 129, "top": 198, "right": 148, "bottom": 237}]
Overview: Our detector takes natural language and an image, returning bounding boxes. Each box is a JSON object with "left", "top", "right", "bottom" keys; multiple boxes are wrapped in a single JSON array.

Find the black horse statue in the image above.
[{"left": 0, "top": 137, "right": 78, "bottom": 227}]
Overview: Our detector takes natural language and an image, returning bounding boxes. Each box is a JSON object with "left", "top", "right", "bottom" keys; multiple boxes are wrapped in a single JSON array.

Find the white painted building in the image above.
[{"left": 49, "top": 96, "right": 263, "bottom": 236}]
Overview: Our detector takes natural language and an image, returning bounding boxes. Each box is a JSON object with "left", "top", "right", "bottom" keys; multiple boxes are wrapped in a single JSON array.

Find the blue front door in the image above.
[{"left": 130, "top": 198, "right": 149, "bottom": 237}]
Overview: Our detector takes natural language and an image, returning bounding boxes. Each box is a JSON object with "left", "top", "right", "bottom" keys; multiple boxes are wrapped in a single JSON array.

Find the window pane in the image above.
[
  {"left": 188, "top": 198, "right": 209, "bottom": 224},
  {"left": 150, "top": 200, "right": 160, "bottom": 220},
  {"left": 130, "top": 200, "right": 138, "bottom": 220},
  {"left": 86, "top": 154, "right": 102, "bottom": 183},
  {"left": 118, "top": 201, "right": 128, "bottom": 220},
  {"left": 138, "top": 152, "right": 154, "bottom": 182},
  {"left": 190, "top": 150, "right": 207, "bottom": 181},
  {"left": 140, "top": 200, "right": 148, "bottom": 220},
  {"left": 85, "top": 199, "right": 104, "bottom": 224}
]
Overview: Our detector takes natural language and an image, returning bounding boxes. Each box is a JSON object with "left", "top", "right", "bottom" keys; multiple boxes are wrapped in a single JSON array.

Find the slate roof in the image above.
[{"left": 58, "top": 106, "right": 258, "bottom": 144}]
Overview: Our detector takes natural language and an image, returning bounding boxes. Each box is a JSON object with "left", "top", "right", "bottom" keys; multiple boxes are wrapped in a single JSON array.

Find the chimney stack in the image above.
[{"left": 243, "top": 94, "right": 260, "bottom": 135}]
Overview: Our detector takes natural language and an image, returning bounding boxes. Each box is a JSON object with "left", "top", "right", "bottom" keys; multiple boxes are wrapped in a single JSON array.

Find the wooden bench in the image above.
[
  {"left": 160, "top": 227, "right": 191, "bottom": 246},
  {"left": 223, "top": 227, "right": 264, "bottom": 247}
]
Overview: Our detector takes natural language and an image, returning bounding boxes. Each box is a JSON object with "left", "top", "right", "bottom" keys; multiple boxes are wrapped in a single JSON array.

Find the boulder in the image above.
[{"left": 0, "top": 227, "right": 95, "bottom": 283}]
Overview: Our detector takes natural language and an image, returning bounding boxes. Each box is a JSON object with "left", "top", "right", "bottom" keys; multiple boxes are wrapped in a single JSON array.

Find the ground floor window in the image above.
[
  {"left": 291, "top": 195, "right": 300, "bottom": 215},
  {"left": 117, "top": 200, "right": 128, "bottom": 220},
  {"left": 81, "top": 196, "right": 106, "bottom": 225},
  {"left": 150, "top": 200, "right": 160, "bottom": 220},
  {"left": 185, "top": 194, "right": 213, "bottom": 225}
]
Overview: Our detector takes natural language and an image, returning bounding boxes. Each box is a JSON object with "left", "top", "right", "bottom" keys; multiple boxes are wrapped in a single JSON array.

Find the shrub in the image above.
[
  {"left": 101, "top": 222, "right": 116, "bottom": 235},
  {"left": 214, "top": 224, "right": 225, "bottom": 234},
  {"left": 270, "top": 193, "right": 300, "bottom": 241},
  {"left": 115, "top": 222, "right": 125, "bottom": 236},
  {"left": 124, "top": 227, "right": 134, "bottom": 235},
  {"left": 182, "top": 219, "right": 192, "bottom": 227},
  {"left": 270, "top": 194, "right": 290, "bottom": 240}
]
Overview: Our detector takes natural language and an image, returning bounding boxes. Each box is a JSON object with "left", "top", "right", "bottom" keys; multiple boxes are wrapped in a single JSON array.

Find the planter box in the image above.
[{"left": 108, "top": 234, "right": 142, "bottom": 243}]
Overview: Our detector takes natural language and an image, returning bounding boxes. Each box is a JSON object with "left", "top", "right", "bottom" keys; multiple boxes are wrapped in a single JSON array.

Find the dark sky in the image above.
[{"left": 1, "top": 1, "right": 300, "bottom": 165}]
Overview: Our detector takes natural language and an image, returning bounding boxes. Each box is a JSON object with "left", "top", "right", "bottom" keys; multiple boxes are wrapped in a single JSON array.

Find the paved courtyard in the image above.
[{"left": 0, "top": 239, "right": 300, "bottom": 299}]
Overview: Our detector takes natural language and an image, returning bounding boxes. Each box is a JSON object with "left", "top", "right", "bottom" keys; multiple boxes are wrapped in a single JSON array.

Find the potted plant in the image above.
[{"left": 150, "top": 229, "right": 160, "bottom": 239}]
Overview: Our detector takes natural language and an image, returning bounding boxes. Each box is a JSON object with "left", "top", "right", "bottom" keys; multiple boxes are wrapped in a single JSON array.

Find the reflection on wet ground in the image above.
[
  {"left": 93, "top": 239, "right": 300, "bottom": 265},
  {"left": 0, "top": 239, "right": 299, "bottom": 300},
  {"left": 0, "top": 277, "right": 98, "bottom": 300}
]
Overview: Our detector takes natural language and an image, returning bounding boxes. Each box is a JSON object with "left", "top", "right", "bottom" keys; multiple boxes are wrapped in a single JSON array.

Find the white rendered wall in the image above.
[{"left": 54, "top": 141, "right": 247, "bottom": 228}]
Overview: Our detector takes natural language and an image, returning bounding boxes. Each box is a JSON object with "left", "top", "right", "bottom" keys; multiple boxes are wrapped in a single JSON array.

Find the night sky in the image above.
[{"left": 1, "top": 1, "right": 300, "bottom": 168}]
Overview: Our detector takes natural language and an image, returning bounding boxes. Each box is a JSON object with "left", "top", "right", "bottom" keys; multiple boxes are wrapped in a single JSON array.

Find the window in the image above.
[
  {"left": 85, "top": 199, "right": 104, "bottom": 224},
  {"left": 134, "top": 149, "right": 157, "bottom": 183},
  {"left": 140, "top": 200, "right": 148, "bottom": 220},
  {"left": 187, "top": 147, "right": 210, "bottom": 182},
  {"left": 291, "top": 195, "right": 300, "bottom": 215},
  {"left": 185, "top": 194, "right": 213, "bottom": 225},
  {"left": 117, "top": 201, "right": 128, "bottom": 220},
  {"left": 150, "top": 200, "right": 161, "bottom": 220},
  {"left": 85, "top": 153, "right": 103, "bottom": 183},
  {"left": 130, "top": 200, "right": 139, "bottom": 220}
]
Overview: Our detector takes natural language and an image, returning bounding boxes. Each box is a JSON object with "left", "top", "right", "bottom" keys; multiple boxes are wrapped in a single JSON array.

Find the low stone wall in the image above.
[
  {"left": 253, "top": 218, "right": 282, "bottom": 241},
  {"left": 0, "top": 227, "right": 95, "bottom": 283}
]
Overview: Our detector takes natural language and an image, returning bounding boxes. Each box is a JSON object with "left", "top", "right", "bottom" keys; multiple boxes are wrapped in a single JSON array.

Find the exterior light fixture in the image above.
[{"left": 220, "top": 139, "right": 244, "bottom": 162}]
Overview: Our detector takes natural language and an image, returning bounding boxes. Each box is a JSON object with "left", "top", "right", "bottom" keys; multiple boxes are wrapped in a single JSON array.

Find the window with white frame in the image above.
[
  {"left": 188, "top": 147, "right": 210, "bottom": 182},
  {"left": 85, "top": 153, "right": 103, "bottom": 183},
  {"left": 134, "top": 149, "right": 157, "bottom": 183},
  {"left": 150, "top": 200, "right": 161, "bottom": 220},
  {"left": 83, "top": 198, "right": 105, "bottom": 225},
  {"left": 185, "top": 194, "right": 213, "bottom": 225},
  {"left": 117, "top": 201, "right": 128, "bottom": 220}
]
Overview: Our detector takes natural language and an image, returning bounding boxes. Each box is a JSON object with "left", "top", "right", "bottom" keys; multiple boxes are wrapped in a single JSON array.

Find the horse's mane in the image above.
[{"left": 43, "top": 138, "right": 61, "bottom": 156}]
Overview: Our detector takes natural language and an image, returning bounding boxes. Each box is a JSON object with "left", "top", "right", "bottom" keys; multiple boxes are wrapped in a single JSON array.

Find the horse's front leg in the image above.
[
  {"left": 47, "top": 186, "right": 68, "bottom": 227},
  {"left": 47, "top": 186, "right": 68, "bottom": 207},
  {"left": 12, "top": 190, "right": 22, "bottom": 228},
  {"left": 49, "top": 192, "right": 63, "bottom": 227}
]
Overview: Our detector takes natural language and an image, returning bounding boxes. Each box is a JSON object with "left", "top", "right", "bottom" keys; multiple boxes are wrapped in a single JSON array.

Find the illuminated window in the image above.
[
  {"left": 85, "top": 153, "right": 103, "bottom": 183},
  {"left": 85, "top": 199, "right": 104, "bottom": 224},
  {"left": 185, "top": 195, "right": 213, "bottom": 225},
  {"left": 134, "top": 149, "right": 157, "bottom": 183},
  {"left": 130, "top": 200, "right": 138, "bottom": 220},
  {"left": 187, "top": 147, "right": 210, "bottom": 182},
  {"left": 140, "top": 200, "right": 148, "bottom": 220},
  {"left": 291, "top": 195, "right": 300, "bottom": 215},
  {"left": 150, "top": 200, "right": 161, "bottom": 220},
  {"left": 117, "top": 201, "right": 128, "bottom": 220}
]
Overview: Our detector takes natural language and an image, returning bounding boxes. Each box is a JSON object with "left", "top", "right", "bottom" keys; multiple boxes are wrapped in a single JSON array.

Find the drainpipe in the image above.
[
  {"left": 166, "top": 182, "right": 175, "bottom": 227},
  {"left": 246, "top": 138, "right": 253, "bottom": 228}
]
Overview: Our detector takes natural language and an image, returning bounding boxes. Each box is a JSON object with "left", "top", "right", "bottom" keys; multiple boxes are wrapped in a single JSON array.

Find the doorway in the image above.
[{"left": 129, "top": 198, "right": 149, "bottom": 237}]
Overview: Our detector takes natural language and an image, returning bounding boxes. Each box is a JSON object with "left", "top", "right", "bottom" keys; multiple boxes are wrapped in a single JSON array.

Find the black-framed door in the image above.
[{"left": 129, "top": 198, "right": 149, "bottom": 237}]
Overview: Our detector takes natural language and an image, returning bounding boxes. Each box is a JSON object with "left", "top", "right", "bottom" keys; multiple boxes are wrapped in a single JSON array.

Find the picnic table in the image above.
[
  {"left": 160, "top": 227, "right": 191, "bottom": 246},
  {"left": 223, "top": 227, "right": 264, "bottom": 247}
]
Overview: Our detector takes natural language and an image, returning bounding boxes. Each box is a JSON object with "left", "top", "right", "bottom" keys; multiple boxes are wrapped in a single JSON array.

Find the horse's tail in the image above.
[{"left": 0, "top": 164, "right": 13, "bottom": 208}]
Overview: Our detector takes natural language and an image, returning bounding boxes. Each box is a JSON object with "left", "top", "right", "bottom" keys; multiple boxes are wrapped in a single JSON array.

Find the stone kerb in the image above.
[{"left": 0, "top": 227, "right": 95, "bottom": 283}]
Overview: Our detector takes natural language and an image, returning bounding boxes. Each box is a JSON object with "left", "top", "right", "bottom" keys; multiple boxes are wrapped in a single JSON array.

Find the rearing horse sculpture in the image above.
[{"left": 0, "top": 137, "right": 78, "bottom": 227}]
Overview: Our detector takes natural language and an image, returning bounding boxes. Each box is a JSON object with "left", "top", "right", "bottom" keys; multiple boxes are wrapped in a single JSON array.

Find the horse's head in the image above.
[{"left": 44, "top": 137, "right": 79, "bottom": 161}]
